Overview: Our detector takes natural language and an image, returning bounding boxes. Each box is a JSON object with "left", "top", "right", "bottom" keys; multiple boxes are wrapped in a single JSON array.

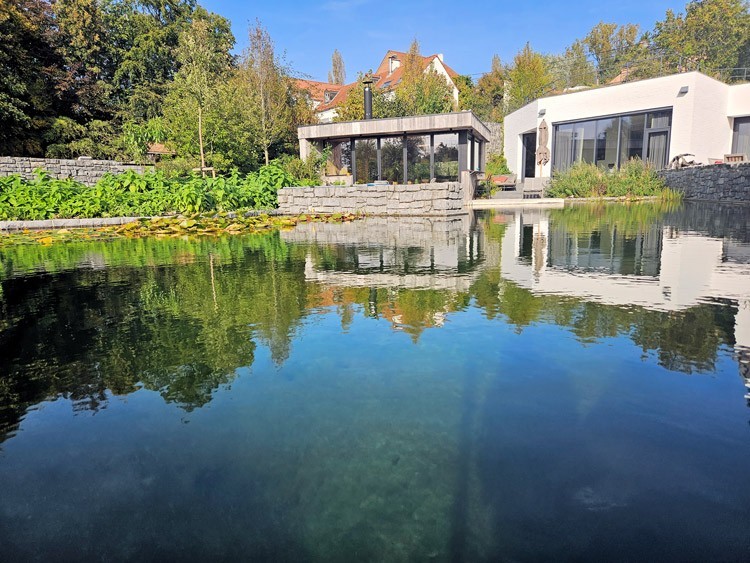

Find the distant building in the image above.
[
  {"left": 503, "top": 71, "right": 750, "bottom": 183},
  {"left": 296, "top": 50, "right": 460, "bottom": 123}
]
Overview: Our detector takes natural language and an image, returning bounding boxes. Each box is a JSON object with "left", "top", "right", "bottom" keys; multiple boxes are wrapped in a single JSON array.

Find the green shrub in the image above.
[
  {"left": 274, "top": 152, "right": 324, "bottom": 186},
  {"left": 0, "top": 164, "right": 298, "bottom": 220},
  {"left": 485, "top": 153, "right": 511, "bottom": 177},
  {"left": 546, "top": 158, "right": 671, "bottom": 199}
]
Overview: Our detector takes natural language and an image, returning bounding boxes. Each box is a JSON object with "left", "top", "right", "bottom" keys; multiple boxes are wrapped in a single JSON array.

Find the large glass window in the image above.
[
  {"left": 407, "top": 135, "right": 431, "bottom": 183},
  {"left": 619, "top": 114, "right": 645, "bottom": 163},
  {"left": 732, "top": 117, "right": 750, "bottom": 156},
  {"left": 552, "top": 109, "right": 672, "bottom": 172},
  {"left": 595, "top": 118, "right": 618, "bottom": 171},
  {"left": 434, "top": 133, "right": 459, "bottom": 182},
  {"left": 380, "top": 136, "right": 404, "bottom": 183},
  {"left": 473, "top": 139, "right": 481, "bottom": 171},
  {"left": 355, "top": 139, "right": 377, "bottom": 184},
  {"left": 648, "top": 111, "right": 672, "bottom": 128},
  {"left": 322, "top": 139, "right": 351, "bottom": 175}
]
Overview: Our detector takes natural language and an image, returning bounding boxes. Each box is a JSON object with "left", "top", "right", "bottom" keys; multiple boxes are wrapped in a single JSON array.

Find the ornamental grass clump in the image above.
[{"left": 547, "top": 158, "right": 672, "bottom": 199}]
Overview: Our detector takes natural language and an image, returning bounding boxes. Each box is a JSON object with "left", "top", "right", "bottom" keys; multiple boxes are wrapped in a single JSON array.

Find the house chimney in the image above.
[
  {"left": 388, "top": 55, "right": 399, "bottom": 74},
  {"left": 363, "top": 75, "right": 373, "bottom": 119},
  {"left": 436, "top": 53, "right": 444, "bottom": 62}
]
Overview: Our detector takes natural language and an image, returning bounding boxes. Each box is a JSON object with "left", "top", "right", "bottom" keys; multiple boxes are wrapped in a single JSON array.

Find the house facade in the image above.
[
  {"left": 296, "top": 50, "right": 460, "bottom": 124},
  {"left": 503, "top": 72, "right": 750, "bottom": 181}
]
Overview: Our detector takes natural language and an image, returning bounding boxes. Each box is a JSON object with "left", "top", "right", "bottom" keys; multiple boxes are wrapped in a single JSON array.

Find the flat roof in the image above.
[
  {"left": 298, "top": 111, "right": 491, "bottom": 142},
  {"left": 505, "top": 71, "right": 744, "bottom": 121}
]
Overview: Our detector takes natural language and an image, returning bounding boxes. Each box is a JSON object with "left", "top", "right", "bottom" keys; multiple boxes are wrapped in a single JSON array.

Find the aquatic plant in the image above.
[
  {"left": 0, "top": 164, "right": 299, "bottom": 221},
  {"left": 0, "top": 212, "right": 360, "bottom": 249}
]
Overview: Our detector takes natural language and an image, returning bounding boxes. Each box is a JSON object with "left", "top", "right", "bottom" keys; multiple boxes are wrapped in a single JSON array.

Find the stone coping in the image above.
[
  {"left": 469, "top": 198, "right": 565, "bottom": 208},
  {"left": 298, "top": 111, "right": 492, "bottom": 142},
  {"left": 0, "top": 217, "right": 143, "bottom": 231}
]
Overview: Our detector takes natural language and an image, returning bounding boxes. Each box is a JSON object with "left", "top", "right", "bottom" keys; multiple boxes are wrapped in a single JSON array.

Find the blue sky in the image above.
[{"left": 201, "top": 0, "right": 687, "bottom": 82}]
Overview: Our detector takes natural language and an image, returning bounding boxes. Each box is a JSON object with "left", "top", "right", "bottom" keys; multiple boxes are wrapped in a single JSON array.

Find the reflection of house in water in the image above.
[
  {"left": 500, "top": 207, "right": 750, "bottom": 384},
  {"left": 281, "top": 215, "right": 494, "bottom": 336},
  {"left": 281, "top": 215, "right": 492, "bottom": 292}
]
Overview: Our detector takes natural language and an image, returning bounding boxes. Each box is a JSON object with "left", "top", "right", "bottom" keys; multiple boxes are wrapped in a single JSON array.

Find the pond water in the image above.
[{"left": 1, "top": 202, "right": 749, "bottom": 561}]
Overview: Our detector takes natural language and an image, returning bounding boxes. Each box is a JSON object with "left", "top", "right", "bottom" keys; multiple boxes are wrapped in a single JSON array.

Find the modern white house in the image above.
[{"left": 503, "top": 72, "right": 750, "bottom": 182}]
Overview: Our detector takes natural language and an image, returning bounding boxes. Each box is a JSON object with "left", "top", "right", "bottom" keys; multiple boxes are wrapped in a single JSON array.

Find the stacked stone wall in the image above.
[
  {"left": 485, "top": 121, "right": 504, "bottom": 156},
  {"left": 658, "top": 163, "right": 750, "bottom": 202},
  {"left": 277, "top": 182, "right": 466, "bottom": 216},
  {"left": 0, "top": 157, "right": 150, "bottom": 186}
]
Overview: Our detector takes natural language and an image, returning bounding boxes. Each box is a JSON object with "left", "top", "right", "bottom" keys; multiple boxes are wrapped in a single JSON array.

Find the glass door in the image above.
[
  {"left": 645, "top": 130, "right": 669, "bottom": 169},
  {"left": 522, "top": 132, "right": 537, "bottom": 179}
]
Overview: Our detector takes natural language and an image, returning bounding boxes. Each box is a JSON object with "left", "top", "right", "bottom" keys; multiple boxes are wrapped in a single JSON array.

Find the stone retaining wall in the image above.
[
  {"left": 0, "top": 156, "right": 150, "bottom": 186},
  {"left": 658, "top": 163, "right": 750, "bottom": 202},
  {"left": 277, "top": 182, "right": 467, "bottom": 216},
  {"left": 485, "top": 121, "right": 504, "bottom": 157}
]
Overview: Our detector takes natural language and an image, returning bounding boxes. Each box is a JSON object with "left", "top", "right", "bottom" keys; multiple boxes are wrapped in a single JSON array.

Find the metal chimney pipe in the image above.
[{"left": 363, "top": 75, "right": 373, "bottom": 120}]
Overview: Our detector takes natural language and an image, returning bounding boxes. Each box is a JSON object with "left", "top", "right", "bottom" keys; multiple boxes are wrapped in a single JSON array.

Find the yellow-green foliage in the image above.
[
  {"left": 547, "top": 158, "right": 672, "bottom": 198},
  {"left": 0, "top": 164, "right": 300, "bottom": 221}
]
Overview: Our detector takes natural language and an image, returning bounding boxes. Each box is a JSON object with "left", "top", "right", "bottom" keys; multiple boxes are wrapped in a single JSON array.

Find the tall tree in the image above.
[
  {"left": 584, "top": 22, "right": 641, "bottom": 82},
  {"left": 334, "top": 73, "right": 395, "bottom": 121},
  {"left": 548, "top": 40, "right": 597, "bottom": 90},
  {"left": 507, "top": 43, "right": 552, "bottom": 111},
  {"left": 473, "top": 54, "right": 507, "bottom": 121},
  {"left": 328, "top": 49, "right": 346, "bottom": 84},
  {"left": 394, "top": 39, "right": 454, "bottom": 116},
  {"left": 52, "top": 0, "right": 112, "bottom": 119},
  {"left": 114, "top": 0, "right": 198, "bottom": 121},
  {"left": 0, "top": 0, "right": 59, "bottom": 155},
  {"left": 240, "top": 20, "right": 293, "bottom": 165},
  {"left": 652, "top": 0, "right": 750, "bottom": 73},
  {"left": 168, "top": 15, "right": 233, "bottom": 172}
]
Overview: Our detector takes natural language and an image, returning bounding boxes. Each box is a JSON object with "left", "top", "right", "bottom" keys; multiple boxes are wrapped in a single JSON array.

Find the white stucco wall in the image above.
[
  {"left": 503, "top": 100, "right": 538, "bottom": 179},
  {"left": 429, "top": 58, "right": 460, "bottom": 104},
  {"left": 503, "top": 72, "right": 750, "bottom": 178},
  {"left": 728, "top": 83, "right": 750, "bottom": 117}
]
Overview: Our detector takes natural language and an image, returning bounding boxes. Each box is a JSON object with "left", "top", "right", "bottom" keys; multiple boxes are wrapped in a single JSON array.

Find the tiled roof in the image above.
[
  {"left": 147, "top": 143, "right": 174, "bottom": 155},
  {"left": 294, "top": 78, "right": 344, "bottom": 102},
  {"left": 297, "top": 50, "right": 460, "bottom": 114}
]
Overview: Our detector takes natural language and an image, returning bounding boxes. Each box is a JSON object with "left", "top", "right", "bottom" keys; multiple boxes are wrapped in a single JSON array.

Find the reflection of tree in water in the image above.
[
  {"left": 0, "top": 233, "right": 310, "bottom": 439},
  {"left": 0, "top": 211, "right": 743, "bottom": 440}
]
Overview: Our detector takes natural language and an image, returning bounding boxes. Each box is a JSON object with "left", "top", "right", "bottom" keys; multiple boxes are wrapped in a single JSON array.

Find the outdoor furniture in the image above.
[
  {"left": 724, "top": 153, "right": 748, "bottom": 163},
  {"left": 668, "top": 154, "right": 700, "bottom": 169},
  {"left": 491, "top": 174, "right": 517, "bottom": 191}
]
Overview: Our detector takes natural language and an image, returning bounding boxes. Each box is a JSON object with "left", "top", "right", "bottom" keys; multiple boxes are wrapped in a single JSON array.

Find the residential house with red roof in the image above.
[{"left": 296, "top": 50, "right": 460, "bottom": 123}]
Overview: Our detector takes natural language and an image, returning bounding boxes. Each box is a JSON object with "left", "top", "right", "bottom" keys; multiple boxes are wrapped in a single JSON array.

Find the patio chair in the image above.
[{"left": 491, "top": 174, "right": 517, "bottom": 191}]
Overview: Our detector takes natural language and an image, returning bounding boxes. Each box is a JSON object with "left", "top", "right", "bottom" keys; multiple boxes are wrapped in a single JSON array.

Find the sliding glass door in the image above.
[
  {"left": 552, "top": 109, "right": 672, "bottom": 172},
  {"left": 733, "top": 117, "right": 750, "bottom": 157}
]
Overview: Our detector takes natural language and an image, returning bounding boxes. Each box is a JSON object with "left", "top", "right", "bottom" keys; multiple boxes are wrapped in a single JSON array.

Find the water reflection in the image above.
[{"left": 1, "top": 202, "right": 750, "bottom": 560}]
